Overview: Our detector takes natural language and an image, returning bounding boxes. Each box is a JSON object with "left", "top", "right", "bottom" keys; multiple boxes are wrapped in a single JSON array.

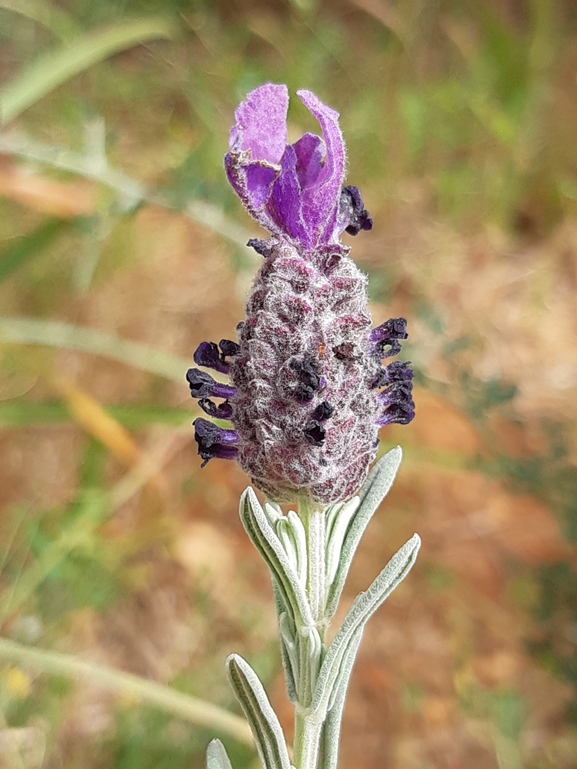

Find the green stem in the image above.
[{"left": 293, "top": 499, "right": 327, "bottom": 769}]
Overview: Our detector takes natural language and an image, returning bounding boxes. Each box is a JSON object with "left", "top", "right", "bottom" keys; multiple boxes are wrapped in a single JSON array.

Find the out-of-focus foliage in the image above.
[{"left": 0, "top": 0, "right": 576, "bottom": 767}]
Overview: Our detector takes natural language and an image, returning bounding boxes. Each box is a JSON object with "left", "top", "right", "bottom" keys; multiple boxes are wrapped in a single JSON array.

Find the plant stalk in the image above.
[{"left": 293, "top": 499, "right": 327, "bottom": 769}]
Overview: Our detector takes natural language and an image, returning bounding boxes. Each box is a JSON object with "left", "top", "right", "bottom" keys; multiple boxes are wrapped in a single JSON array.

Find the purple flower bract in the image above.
[
  {"left": 188, "top": 84, "right": 414, "bottom": 505},
  {"left": 226, "top": 84, "right": 355, "bottom": 249}
]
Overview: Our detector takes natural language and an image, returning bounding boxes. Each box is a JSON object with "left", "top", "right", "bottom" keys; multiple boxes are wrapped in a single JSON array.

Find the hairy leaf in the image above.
[
  {"left": 326, "top": 446, "right": 403, "bottom": 618},
  {"left": 206, "top": 739, "right": 234, "bottom": 769},
  {"left": 240, "top": 488, "right": 313, "bottom": 626},
  {"left": 226, "top": 654, "right": 291, "bottom": 769},
  {"left": 312, "top": 533, "right": 421, "bottom": 717},
  {"left": 321, "top": 627, "right": 364, "bottom": 769}
]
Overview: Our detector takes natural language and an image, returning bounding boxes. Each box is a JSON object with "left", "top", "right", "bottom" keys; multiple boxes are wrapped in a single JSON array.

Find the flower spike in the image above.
[{"left": 190, "top": 84, "right": 415, "bottom": 503}]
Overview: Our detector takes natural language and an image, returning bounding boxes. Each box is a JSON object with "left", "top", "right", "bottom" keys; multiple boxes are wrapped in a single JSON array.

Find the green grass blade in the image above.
[
  {"left": 0, "top": 218, "right": 70, "bottom": 283},
  {"left": 0, "top": 17, "right": 175, "bottom": 126},
  {"left": 0, "top": 401, "right": 194, "bottom": 428},
  {"left": 0, "top": 0, "right": 80, "bottom": 40},
  {"left": 0, "top": 638, "right": 253, "bottom": 745},
  {"left": 0, "top": 317, "right": 190, "bottom": 382}
]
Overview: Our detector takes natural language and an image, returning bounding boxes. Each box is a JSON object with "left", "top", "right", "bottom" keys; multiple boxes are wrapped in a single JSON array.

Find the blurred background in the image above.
[{"left": 1, "top": 0, "right": 577, "bottom": 767}]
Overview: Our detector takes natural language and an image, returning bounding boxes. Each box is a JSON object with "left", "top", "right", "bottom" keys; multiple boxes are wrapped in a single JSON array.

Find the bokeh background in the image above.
[{"left": 1, "top": 0, "right": 577, "bottom": 767}]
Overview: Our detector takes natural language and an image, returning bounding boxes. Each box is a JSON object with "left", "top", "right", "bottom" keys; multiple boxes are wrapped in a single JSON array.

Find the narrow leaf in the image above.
[
  {"left": 287, "top": 510, "right": 307, "bottom": 587},
  {"left": 312, "top": 534, "right": 420, "bottom": 717},
  {"left": 326, "top": 446, "right": 403, "bottom": 618},
  {"left": 226, "top": 654, "right": 291, "bottom": 769},
  {"left": 0, "top": 218, "right": 69, "bottom": 283},
  {"left": 206, "top": 739, "right": 234, "bottom": 769},
  {"left": 1, "top": 18, "right": 174, "bottom": 126},
  {"left": 324, "top": 497, "right": 359, "bottom": 588},
  {"left": 322, "top": 627, "right": 364, "bottom": 769},
  {"left": 277, "top": 612, "right": 298, "bottom": 702},
  {"left": 240, "top": 488, "right": 314, "bottom": 626}
]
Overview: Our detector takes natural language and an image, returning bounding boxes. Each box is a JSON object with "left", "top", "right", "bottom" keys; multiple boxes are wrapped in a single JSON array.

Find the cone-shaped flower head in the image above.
[{"left": 188, "top": 84, "right": 414, "bottom": 504}]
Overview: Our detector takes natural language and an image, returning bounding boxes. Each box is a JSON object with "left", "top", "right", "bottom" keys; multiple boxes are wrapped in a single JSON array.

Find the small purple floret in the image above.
[
  {"left": 199, "top": 398, "right": 234, "bottom": 420},
  {"left": 376, "top": 401, "right": 416, "bottom": 427},
  {"left": 311, "top": 401, "right": 334, "bottom": 421},
  {"left": 194, "top": 418, "right": 239, "bottom": 445},
  {"left": 340, "top": 186, "right": 373, "bottom": 236},
  {"left": 369, "top": 318, "right": 409, "bottom": 359},
  {"left": 219, "top": 339, "right": 240, "bottom": 360},
  {"left": 186, "top": 369, "right": 236, "bottom": 400},
  {"left": 371, "top": 360, "right": 414, "bottom": 389},
  {"left": 194, "top": 418, "right": 240, "bottom": 467},
  {"left": 194, "top": 341, "right": 229, "bottom": 374},
  {"left": 193, "top": 340, "right": 240, "bottom": 374},
  {"left": 369, "top": 317, "right": 408, "bottom": 344}
]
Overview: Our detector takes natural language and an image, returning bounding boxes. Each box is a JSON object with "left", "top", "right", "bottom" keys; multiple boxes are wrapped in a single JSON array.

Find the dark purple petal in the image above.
[
  {"left": 304, "top": 421, "right": 326, "bottom": 446},
  {"left": 340, "top": 186, "right": 373, "bottom": 236},
  {"left": 370, "top": 360, "right": 414, "bottom": 389},
  {"left": 369, "top": 317, "right": 408, "bottom": 344},
  {"left": 386, "top": 360, "right": 414, "bottom": 380},
  {"left": 375, "top": 371, "right": 415, "bottom": 426},
  {"left": 311, "top": 401, "right": 334, "bottom": 421},
  {"left": 290, "top": 356, "right": 322, "bottom": 402},
  {"left": 186, "top": 369, "right": 236, "bottom": 399},
  {"left": 269, "top": 144, "right": 308, "bottom": 243},
  {"left": 376, "top": 401, "right": 415, "bottom": 427},
  {"left": 199, "top": 398, "right": 234, "bottom": 420},
  {"left": 194, "top": 341, "right": 229, "bottom": 374},
  {"left": 292, "top": 133, "right": 324, "bottom": 189},
  {"left": 378, "top": 381, "right": 414, "bottom": 407},
  {"left": 194, "top": 418, "right": 239, "bottom": 467},
  {"left": 219, "top": 339, "right": 240, "bottom": 361},
  {"left": 297, "top": 89, "right": 346, "bottom": 245},
  {"left": 194, "top": 417, "right": 239, "bottom": 445},
  {"left": 369, "top": 317, "right": 408, "bottom": 358},
  {"left": 247, "top": 238, "right": 275, "bottom": 258}
]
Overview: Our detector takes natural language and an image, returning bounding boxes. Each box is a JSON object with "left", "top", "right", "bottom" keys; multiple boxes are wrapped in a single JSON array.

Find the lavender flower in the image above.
[{"left": 188, "top": 84, "right": 414, "bottom": 504}]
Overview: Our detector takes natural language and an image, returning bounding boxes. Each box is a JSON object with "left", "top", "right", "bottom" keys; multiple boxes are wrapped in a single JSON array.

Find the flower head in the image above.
[
  {"left": 189, "top": 84, "right": 414, "bottom": 504},
  {"left": 225, "top": 84, "right": 372, "bottom": 249}
]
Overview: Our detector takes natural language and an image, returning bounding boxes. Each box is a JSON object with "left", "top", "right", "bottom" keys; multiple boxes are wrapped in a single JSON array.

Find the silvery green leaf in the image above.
[
  {"left": 321, "top": 627, "right": 364, "bottom": 769},
  {"left": 311, "top": 533, "right": 420, "bottom": 717},
  {"left": 324, "top": 501, "right": 345, "bottom": 540},
  {"left": 278, "top": 610, "right": 298, "bottom": 702},
  {"left": 226, "top": 654, "right": 292, "bottom": 769},
  {"left": 286, "top": 510, "right": 307, "bottom": 587},
  {"left": 304, "top": 624, "right": 323, "bottom": 700},
  {"left": 326, "top": 447, "right": 403, "bottom": 619},
  {"left": 275, "top": 518, "right": 299, "bottom": 575},
  {"left": 264, "top": 500, "right": 283, "bottom": 525},
  {"left": 274, "top": 579, "right": 298, "bottom": 703},
  {"left": 325, "top": 497, "right": 360, "bottom": 588},
  {"left": 206, "top": 739, "right": 234, "bottom": 769},
  {"left": 296, "top": 623, "right": 323, "bottom": 706},
  {"left": 240, "top": 488, "right": 314, "bottom": 627}
]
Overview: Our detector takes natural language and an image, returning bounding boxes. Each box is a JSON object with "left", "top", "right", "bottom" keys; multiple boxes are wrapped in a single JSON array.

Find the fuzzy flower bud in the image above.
[{"left": 189, "top": 84, "right": 414, "bottom": 504}]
